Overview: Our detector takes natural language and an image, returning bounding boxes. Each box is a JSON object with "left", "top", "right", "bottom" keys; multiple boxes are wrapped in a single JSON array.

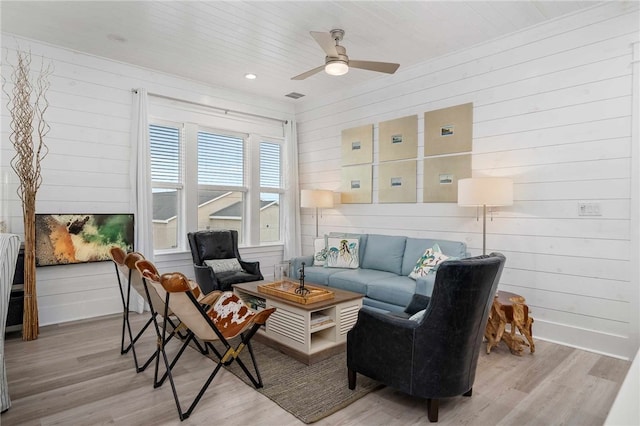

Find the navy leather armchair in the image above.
[
  {"left": 347, "top": 253, "right": 506, "bottom": 422},
  {"left": 187, "top": 230, "right": 263, "bottom": 293}
]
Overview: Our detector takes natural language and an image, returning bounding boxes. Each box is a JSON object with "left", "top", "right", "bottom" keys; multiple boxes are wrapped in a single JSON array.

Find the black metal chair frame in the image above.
[{"left": 111, "top": 251, "right": 156, "bottom": 373}]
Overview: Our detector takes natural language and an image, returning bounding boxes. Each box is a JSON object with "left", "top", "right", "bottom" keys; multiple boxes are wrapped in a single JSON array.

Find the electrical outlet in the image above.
[{"left": 578, "top": 202, "right": 601, "bottom": 216}]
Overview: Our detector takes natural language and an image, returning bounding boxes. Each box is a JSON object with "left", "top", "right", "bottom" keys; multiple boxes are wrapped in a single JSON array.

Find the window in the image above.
[
  {"left": 260, "top": 142, "right": 282, "bottom": 243},
  {"left": 149, "top": 123, "right": 183, "bottom": 250},
  {"left": 197, "top": 130, "right": 245, "bottom": 239},
  {"left": 149, "top": 120, "right": 284, "bottom": 252}
]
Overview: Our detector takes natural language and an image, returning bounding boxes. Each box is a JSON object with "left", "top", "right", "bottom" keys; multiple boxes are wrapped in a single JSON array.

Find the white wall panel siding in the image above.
[
  {"left": 0, "top": 36, "right": 293, "bottom": 327},
  {"left": 295, "top": 2, "right": 640, "bottom": 358}
]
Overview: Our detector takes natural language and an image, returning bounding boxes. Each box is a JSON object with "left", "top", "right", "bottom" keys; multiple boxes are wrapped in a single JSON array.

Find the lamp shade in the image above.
[
  {"left": 458, "top": 178, "right": 513, "bottom": 207},
  {"left": 301, "top": 189, "right": 334, "bottom": 209}
]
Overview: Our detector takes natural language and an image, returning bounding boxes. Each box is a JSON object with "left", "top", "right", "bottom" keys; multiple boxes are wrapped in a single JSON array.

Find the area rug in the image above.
[{"left": 214, "top": 340, "right": 383, "bottom": 423}]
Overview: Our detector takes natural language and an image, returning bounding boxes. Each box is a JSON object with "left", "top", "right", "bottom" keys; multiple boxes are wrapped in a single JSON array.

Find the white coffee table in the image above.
[{"left": 233, "top": 280, "right": 363, "bottom": 364}]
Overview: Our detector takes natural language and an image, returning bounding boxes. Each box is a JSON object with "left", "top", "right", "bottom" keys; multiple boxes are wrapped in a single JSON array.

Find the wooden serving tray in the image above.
[{"left": 258, "top": 281, "right": 335, "bottom": 304}]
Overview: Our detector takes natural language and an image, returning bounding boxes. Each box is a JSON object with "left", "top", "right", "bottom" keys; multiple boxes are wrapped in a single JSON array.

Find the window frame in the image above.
[
  {"left": 148, "top": 120, "right": 285, "bottom": 254},
  {"left": 149, "top": 120, "right": 185, "bottom": 254},
  {"left": 259, "top": 138, "right": 285, "bottom": 245}
]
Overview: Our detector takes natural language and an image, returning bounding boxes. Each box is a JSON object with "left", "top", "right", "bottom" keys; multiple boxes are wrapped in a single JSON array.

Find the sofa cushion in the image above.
[
  {"left": 329, "top": 269, "right": 397, "bottom": 294},
  {"left": 402, "top": 237, "right": 467, "bottom": 276},
  {"left": 328, "top": 232, "right": 368, "bottom": 265},
  {"left": 415, "top": 274, "right": 437, "bottom": 296},
  {"left": 366, "top": 275, "right": 416, "bottom": 308},
  {"left": 301, "top": 265, "right": 348, "bottom": 285},
  {"left": 325, "top": 237, "right": 359, "bottom": 268},
  {"left": 361, "top": 234, "right": 407, "bottom": 275}
]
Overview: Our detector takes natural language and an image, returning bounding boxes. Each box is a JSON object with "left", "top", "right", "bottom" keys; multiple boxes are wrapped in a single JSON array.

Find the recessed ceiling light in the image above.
[{"left": 245, "top": 73, "right": 257, "bottom": 80}]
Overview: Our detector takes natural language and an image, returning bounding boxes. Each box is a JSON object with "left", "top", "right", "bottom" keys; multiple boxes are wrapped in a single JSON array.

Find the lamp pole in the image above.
[{"left": 482, "top": 204, "right": 487, "bottom": 256}]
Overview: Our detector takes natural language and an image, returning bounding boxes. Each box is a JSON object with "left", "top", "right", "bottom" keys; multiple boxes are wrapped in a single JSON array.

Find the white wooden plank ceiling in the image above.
[{"left": 1, "top": 1, "right": 597, "bottom": 103}]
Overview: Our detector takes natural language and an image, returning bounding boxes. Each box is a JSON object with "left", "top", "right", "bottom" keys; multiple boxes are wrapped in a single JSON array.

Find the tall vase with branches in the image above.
[{"left": 3, "top": 48, "right": 52, "bottom": 341}]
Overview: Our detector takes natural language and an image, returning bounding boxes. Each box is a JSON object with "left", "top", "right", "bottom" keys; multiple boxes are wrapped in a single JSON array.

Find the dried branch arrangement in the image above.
[{"left": 3, "top": 48, "right": 53, "bottom": 340}]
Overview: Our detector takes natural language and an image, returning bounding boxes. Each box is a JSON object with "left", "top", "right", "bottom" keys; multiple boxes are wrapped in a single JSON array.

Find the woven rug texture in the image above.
[{"left": 214, "top": 340, "right": 382, "bottom": 424}]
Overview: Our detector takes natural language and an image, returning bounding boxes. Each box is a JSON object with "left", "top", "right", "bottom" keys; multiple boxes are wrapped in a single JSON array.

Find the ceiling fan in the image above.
[{"left": 291, "top": 29, "right": 400, "bottom": 80}]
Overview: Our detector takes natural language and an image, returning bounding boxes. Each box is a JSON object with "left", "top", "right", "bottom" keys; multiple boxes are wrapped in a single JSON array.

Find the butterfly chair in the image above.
[
  {"left": 110, "top": 250, "right": 211, "bottom": 373},
  {"left": 347, "top": 253, "right": 506, "bottom": 423},
  {"left": 134, "top": 259, "right": 214, "bottom": 356},
  {"left": 141, "top": 270, "right": 275, "bottom": 421},
  {"left": 109, "top": 247, "right": 156, "bottom": 372}
]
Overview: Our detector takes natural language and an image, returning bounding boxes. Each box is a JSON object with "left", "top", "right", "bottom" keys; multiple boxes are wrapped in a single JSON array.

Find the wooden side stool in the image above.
[{"left": 485, "top": 290, "right": 535, "bottom": 355}]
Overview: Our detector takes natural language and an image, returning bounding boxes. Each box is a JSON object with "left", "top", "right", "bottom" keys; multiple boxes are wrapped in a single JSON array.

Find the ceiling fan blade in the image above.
[
  {"left": 310, "top": 31, "right": 338, "bottom": 57},
  {"left": 349, "top": 60, "right": 400, "bottom": 74},
  {"left": 291, "top": 64, "right": 325, "bottom": 80}
]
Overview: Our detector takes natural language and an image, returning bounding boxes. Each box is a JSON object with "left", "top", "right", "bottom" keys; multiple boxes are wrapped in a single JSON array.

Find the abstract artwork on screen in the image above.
[{"left": 35, "top": 213, "right": 134, "bottom": 266}]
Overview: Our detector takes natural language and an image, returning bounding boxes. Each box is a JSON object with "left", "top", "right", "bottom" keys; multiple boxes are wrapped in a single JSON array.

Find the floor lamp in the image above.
[
  {"left": 300, "top": 189, "right": 334, "bottom": 237},
  {"left": 458, "top": 178, "right": 513, "bottom": 255}
]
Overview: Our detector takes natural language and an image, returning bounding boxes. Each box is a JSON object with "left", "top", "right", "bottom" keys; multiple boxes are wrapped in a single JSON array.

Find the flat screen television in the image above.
[{"left": 35, "top": 213, "right": 134, "bottom": 266}]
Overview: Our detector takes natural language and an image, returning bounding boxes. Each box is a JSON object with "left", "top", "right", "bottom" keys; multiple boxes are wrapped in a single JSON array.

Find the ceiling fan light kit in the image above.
[
  {"left": 292, "top": 29, "right": 400, "bottom": 80},
  {"left": 325, "top": 60, "right": 348, "bottom": 76}
]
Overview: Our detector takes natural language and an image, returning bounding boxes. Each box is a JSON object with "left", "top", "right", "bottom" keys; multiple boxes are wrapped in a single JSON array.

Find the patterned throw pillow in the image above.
[
  {"left": 325, "top": 237, "right": 359, "bottom": 269},
  {"left": 313, "top": 237, "right": 327, "bottom": 266},
  {"left": 408, "top": 244, "right": 449, "bottom": 280},
  {"left": 204, "top": 258, "right": 243, "bottom": 274}
]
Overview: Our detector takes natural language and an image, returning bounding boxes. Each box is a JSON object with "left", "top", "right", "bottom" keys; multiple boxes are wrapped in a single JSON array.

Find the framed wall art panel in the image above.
[
  {"left": 341, "top": 164, "right": 372, "bottom": 204},
  {"left": 379, "top": 115, "right": 418, "bottom": 162},
  {"left": 423, "top": 154, "right": 471, "bottom": 203},
  {"left": 35, "top": 213, "right": 134, "bottom": 266},
  {"left": 378, "top": 160, "right": 417, "bottom": 203},
  {"left": 424, "top": 103, "right": 473, "bottom": 156},
  {"left": 341, "top": 124, "right": 373, "bottom": 166}
]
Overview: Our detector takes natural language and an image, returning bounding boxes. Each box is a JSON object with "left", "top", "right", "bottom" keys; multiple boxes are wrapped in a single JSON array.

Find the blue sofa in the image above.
[{"left": 290, "top": 233, "right": 468, "bottom": 313}]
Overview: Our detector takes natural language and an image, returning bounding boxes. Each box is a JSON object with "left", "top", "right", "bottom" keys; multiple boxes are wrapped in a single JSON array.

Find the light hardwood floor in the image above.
[{"left": 1, "top": 313, "right": 630, "bottom": 426}]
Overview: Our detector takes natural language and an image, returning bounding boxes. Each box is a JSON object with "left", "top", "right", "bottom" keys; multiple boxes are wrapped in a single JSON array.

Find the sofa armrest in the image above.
[
  {"left": 194, "top": 264, "right": 218, "bottom": 294},
  {"left": 290, "top": 255, "right": 314, "bottom": 279},
  {"left": 404, "top": 294, "right": 431, "bottom": 315},
  {"left": 239, "top": 260, "right": 263, "bottom": 279},
  {"left": 415, "top": 274, "right": 436, "bottom": 297}
]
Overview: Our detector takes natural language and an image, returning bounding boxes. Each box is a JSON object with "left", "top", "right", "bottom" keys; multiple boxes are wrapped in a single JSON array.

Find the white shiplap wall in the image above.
[
  {"left": 0, "top": 36, "right": 293, "bottom": 326},
  {"left": 295, "top": 2, "right": 640, "bottom": 359}
]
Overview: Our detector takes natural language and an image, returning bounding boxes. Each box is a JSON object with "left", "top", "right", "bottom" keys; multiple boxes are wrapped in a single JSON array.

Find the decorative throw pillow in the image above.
[
  {"left": 409, "top": 309, "right": 426, "bottom": 322},
  {"left": 204, "top": 258, "right": 243, "bottom": 274},
  {"left": 408, "top": 244, "right": 449, "bottom": 280},
  {"left": 325, "top": 237, "right": 359, "bottom": 269},
  {"left": 313, "top": 237, "right": 327, "bottom": 266}
]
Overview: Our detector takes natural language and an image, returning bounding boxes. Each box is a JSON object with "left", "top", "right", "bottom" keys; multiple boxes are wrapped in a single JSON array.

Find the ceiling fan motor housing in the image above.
[
  {"left": 325, "top": 45, "right": 349, "bottom": 65},
  {"left": 330, "top": 29, "right": 345, "bottom": 42}
]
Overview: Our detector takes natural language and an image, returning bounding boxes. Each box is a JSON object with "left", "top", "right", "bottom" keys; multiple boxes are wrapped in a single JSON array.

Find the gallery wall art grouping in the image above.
[{"left": 340, "top": 102, "right": 473, "bottom": 204}]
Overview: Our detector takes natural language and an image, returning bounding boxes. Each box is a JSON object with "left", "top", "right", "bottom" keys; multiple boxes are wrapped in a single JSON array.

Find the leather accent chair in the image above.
[
  {"left": 187, "top": 230, "right": 263, "bottom": 293},
  {"left": 347, "top": 253, "right": 506, "bottom": 422}
]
